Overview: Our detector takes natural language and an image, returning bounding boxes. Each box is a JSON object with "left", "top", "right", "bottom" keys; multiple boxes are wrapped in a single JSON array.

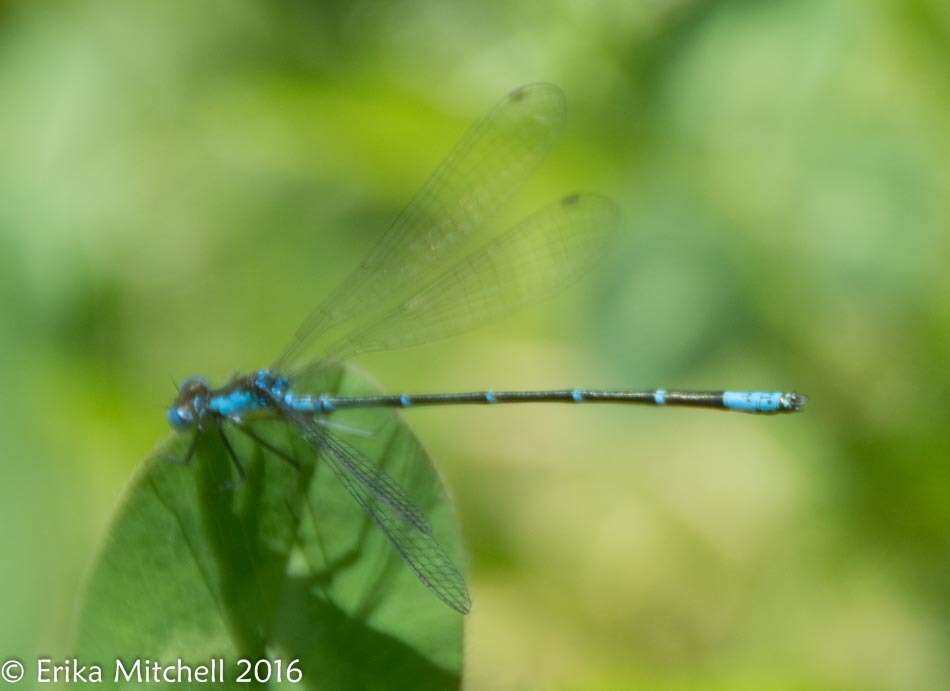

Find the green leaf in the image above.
[{"left": 75, "top": 364, "right": 465, "bottom": 689}]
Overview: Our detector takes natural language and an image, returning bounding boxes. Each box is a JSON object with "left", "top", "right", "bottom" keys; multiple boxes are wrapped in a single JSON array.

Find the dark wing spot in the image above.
[
  {"left": 561, "top": 193, "right": 580, "bottom": 206},
  {"left": 508, "top": 86, "right": 526, "bottom": 102}
]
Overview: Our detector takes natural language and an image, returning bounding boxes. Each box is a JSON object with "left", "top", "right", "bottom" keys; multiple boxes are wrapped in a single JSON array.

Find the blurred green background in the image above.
[{"left": 1, "top": 0, "right": 948, "bottom": 688}]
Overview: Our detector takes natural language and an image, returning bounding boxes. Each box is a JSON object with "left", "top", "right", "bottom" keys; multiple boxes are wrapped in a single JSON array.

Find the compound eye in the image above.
[{"left": 167, "top": 404, "right": 195, "bottom": 430}]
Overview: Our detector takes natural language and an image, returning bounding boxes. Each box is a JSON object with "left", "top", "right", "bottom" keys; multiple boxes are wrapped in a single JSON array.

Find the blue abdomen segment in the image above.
[
  {"left": 281, "top": 395, "right": 334, "bottom": 413},
  {"left": 722, "top": 391, "right": 784, "bottom": 413}
]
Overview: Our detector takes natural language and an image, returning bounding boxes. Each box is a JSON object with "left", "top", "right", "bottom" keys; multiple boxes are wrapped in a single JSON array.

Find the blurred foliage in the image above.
[{"left": 0, "top": 0, "right": 948, "bottom": 689}]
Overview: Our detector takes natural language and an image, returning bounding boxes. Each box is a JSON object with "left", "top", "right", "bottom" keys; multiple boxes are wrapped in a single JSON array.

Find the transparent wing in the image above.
[
  {"left": 274, "top": 83, "right": 566, "bottom": 372},
  {"left": 289, "top": 413, "right": 471, "bottom": 614},
  {"left": 297, "top": 193, "right": 619, "bottom": 371}
]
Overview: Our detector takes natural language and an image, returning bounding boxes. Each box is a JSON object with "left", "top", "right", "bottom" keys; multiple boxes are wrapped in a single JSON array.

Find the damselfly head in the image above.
[
  {"left": 167, "top": 376, "right": 211, "bottom": 430},
  {"left": 178, "top": 376, "right": 210, "bottom": 394}
]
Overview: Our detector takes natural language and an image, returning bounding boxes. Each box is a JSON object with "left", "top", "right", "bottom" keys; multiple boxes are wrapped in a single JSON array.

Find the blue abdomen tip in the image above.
[{"left": 723, "top": 391, "right": 783, "bottom": 413}]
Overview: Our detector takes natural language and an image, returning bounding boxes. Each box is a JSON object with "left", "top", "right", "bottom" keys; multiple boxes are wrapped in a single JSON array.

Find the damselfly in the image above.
[{"left": 163, "top": 84, "right": 807, "bottom": 615}]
